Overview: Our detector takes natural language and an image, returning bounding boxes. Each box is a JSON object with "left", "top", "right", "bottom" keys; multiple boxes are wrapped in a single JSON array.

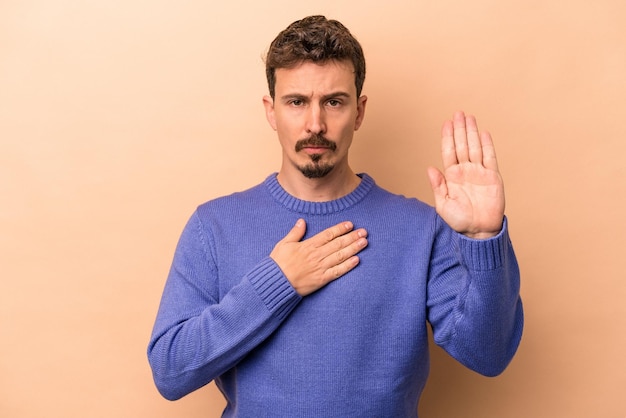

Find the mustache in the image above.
[{"left": 295, "top": 134, "right": 337, "bottom": 152}]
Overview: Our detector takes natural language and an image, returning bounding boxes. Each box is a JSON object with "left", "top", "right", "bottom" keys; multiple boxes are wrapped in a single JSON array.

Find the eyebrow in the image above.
[
  {"left": 280, "top": 91, "right": 352, "bottom": 102},
  {"left": 322, "top": 91, "right": 351, "bottom": 101}
]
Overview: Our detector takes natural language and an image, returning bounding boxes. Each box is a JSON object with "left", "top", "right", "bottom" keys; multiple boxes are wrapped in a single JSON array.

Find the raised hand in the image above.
[
  {"left": 427, "top": 111, "right": 505, "bottom": 239},
  {"left": 270, "top": 219, "right": 368, "bottom": 296}
]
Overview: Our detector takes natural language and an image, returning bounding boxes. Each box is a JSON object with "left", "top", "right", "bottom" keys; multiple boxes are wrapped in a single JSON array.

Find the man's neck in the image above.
[{"left": 276, "top": 166, "right": 361, "bottom": 202}]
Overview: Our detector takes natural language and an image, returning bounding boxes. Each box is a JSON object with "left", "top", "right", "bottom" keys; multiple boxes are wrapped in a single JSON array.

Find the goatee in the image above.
[
  {"left": 299, "top": 160, "right": 334, "bottom": 178},
  {"left": 294, "top": 134, "right": 337, "bottom": 179}
]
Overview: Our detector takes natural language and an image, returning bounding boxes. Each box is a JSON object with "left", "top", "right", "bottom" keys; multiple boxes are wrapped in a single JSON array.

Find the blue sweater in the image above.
[{"left": 148, "top": 173, "right": 523, "bottom": 417}]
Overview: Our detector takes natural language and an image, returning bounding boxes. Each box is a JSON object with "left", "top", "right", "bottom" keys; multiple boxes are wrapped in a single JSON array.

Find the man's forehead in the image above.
[{"left": 274, "top": 60, "right": 356, "bottom": 95}]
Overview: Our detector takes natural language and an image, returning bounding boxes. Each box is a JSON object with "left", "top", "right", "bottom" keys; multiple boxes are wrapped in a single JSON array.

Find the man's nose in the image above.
[{"left": 305, "top": 104, "right": 326, "bottom": 134}]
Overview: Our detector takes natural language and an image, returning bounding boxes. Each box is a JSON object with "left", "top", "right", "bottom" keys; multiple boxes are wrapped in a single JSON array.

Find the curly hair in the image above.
[{"left": 265, "top": 15, "right": 366, "bottom": 99}]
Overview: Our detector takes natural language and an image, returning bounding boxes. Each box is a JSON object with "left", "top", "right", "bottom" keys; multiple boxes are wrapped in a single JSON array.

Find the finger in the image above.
[
  {"left": 323, "top": 228, "right": 368, "bottom": 265},
  {"left": 453, "top": 111, "right": 469, "bottom": 163},
  {"left": 322, "top": 255, "right": 361, "bottom": 283},
  {"left": 480, "top": 130, "right": 500, "bottom": 171},
  {"left": 441, "top": 120, "right": 457, "bottom": 169},
  {"left": 311, "top": 221, "right": 354, "bottom": 246},
  {"left": 466, "top": 114, "right": 483, "bottom": 163},
  {"left": 279, "top": 218, "right": 307, "bottom": 243}
]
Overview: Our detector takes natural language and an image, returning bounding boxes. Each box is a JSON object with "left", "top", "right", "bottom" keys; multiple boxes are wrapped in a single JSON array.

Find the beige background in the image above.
[{"left": 1, "top": 0, "right": 624, "bottom": 417}]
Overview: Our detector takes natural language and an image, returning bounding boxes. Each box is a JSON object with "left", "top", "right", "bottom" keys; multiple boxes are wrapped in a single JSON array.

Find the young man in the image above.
[{"left": 148, "top": 15, "right": 523, "bottom": 417}]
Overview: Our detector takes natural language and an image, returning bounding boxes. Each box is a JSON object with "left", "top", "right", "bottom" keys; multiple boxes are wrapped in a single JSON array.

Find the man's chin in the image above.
[{"left": 298, "top": 163, "right": 334, "bottom": 179}]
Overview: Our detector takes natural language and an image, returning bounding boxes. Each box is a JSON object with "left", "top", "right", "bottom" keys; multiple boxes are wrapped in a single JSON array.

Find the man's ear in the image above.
[
  {"left": 354, "top": 95, "right": 368, "bottom": 131},
  {"left": 263, "top": 95, "right": 277, "bottom": 131}
]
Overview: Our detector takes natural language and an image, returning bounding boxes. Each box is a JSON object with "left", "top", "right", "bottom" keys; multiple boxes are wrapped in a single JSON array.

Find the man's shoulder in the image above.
[
  {"left": 198, "top": 178, "right": 264, "bottom": 212},
  {"left": 367, "top": 178, "right": 433, "bottom": 213}
]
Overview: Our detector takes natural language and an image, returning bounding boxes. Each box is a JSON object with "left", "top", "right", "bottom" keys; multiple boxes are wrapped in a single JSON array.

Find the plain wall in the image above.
[{"left": 1, "top": 1, "right": 624, "bottom": 417}]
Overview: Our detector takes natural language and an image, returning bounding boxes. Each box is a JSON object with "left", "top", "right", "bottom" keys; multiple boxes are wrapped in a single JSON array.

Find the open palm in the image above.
[{"left": 427, "top": 112, "right": 505, "bottom": 239}]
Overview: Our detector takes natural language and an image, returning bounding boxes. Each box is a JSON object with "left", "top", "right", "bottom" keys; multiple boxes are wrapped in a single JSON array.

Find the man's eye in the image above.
[
  {"left": 327, "top": 100, "right": 341, "bottom": 107},
  {"left": 290, "top": 100, "right": 303, "bottom": 106}
]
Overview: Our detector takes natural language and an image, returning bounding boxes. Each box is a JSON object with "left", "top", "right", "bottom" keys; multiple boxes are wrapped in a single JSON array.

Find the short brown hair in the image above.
[{"left": 265, "top": 15, "right": 366, "bottom": 99}]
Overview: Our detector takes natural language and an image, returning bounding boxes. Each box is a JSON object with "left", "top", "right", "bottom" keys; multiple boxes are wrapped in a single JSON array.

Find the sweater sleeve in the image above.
[
  {"left": 147, "top": 212, "right": 301, "bottom": 400},
  {"left": 426, "top": 216, "right": 523, "bottom": 376}
]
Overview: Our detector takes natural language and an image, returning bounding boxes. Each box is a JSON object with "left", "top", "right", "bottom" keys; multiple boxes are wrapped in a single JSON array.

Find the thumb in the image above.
[
  {"left": 280, "top": 218, "right": 307, "bottom": 243},
  {"left": 427, "top": 167, "right": 448, "bottom": 205}
]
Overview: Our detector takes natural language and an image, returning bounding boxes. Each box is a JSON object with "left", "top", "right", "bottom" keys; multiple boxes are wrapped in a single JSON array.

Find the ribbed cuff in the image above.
[
  {"left": 247, "top": 257, "right": 301, "bottom": 320},
  {"left": 458, "top": 217, "right": 510, "bottom": 271}
]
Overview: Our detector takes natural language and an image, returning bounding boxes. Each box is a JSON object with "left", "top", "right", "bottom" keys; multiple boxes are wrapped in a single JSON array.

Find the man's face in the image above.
[{"left": 263, "top": 60, "right": 367, "bottom": 179}]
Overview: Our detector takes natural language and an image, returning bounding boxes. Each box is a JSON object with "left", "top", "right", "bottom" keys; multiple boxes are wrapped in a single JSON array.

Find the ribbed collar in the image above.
[{"left": 264, "top": 173, "right": 375, "bottom": 215}]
